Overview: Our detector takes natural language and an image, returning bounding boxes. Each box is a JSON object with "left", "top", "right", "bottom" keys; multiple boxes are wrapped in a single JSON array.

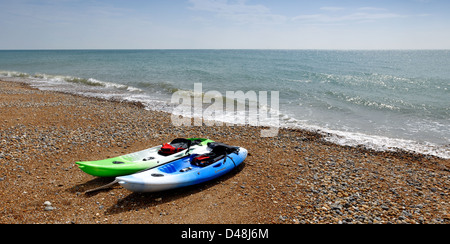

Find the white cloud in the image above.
[
  {"left": 292, "top": 7, "right": 406, "bottom": 24},
  {"left": 188, "top": 0, "right": 269, "bottom": 14},
  {"left": 188, "top": 0, "right": 287, "bottom": 25},
  {"left": 320, "top": 7, "right": 345, "bottom": 12},
  {"left": 357, "top": 7, "right": 388, "bottom": 11}
]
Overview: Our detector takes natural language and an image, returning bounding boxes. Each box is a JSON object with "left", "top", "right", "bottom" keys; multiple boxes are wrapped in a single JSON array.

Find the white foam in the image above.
[{"left": 287, "top": 119, "right": 450, "bottom": 159}]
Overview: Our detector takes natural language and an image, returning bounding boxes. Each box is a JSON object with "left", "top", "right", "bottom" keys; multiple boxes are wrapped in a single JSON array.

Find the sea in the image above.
[{"left": 0, "top": 50, "right": 449, "bottom": 159}]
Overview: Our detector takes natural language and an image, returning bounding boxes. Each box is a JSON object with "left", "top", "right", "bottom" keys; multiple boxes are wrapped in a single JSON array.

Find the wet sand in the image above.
[{"left": 0, "top": 79, "right": 449, "bottom": 224}]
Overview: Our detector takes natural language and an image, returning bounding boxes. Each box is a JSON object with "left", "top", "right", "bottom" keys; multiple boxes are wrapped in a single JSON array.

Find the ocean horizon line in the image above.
[{"left": 1, "top": 48, "right": 450, "bottom": 52}]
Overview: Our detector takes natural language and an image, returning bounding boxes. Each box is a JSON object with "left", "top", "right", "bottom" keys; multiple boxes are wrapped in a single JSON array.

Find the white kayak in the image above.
[{"left": 117, "top": 143, "right": 248, "bottom": 193}]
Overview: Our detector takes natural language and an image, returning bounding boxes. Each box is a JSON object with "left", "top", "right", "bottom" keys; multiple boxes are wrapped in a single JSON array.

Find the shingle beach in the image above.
[{"left": 0, "top": 79, "right": 449, "bottom": 224}]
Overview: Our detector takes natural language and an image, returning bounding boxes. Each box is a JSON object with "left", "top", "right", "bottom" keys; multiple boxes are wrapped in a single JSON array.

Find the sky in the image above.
[{"left": 1, "top": 0, "right": 450, "bottom": 49}]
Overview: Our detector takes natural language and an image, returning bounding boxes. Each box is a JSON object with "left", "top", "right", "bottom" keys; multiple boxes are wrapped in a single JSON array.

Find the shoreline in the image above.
[
  {"left": 2, "top": 73, "right": 448, "bottom": 159},
  {"left": 0, "top": 79, "right": 449, "bottom": 224}
]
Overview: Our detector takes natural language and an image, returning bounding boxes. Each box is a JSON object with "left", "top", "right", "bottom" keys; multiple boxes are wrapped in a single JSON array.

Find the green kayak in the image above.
[{"left": 76, "top": 138, "right": 214, "bottom": 177}]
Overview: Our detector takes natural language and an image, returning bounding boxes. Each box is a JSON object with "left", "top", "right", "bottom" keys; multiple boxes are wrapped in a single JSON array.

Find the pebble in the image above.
[{"left": 43, "top": 201, "right": 55, "bottom": 211}]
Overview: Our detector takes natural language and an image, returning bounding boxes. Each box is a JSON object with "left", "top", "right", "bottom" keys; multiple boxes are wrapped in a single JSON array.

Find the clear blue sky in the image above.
[{"left": 1, "top": 0, "right": 449, "bottom": 49}]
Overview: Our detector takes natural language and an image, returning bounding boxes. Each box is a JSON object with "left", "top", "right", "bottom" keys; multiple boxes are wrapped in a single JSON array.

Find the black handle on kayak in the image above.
[{"left": 185, "top": 140, "right": 192, "bottom": 155}]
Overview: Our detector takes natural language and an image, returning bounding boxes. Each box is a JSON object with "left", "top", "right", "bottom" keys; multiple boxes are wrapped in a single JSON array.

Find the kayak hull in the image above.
[
  {"left": 117, "top": 147, "right": 247, "bottom": 193},
  {"left": 76, "top": 138, "right": 214, "bottom": 177}
]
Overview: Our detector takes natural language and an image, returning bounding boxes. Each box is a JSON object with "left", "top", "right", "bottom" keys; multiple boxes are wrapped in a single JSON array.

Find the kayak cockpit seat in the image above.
[
  {"left": 158, "top": 138, "right": 202, "bottom": 156},
  {"left": 207, "top": 142, "right": 240, "bottom": 154},
  {"left": 191, "top": 142, "right": 239, "bottom": 167},
  {"left": 191, "top": 154, "right": 225, "bottom": 167}
]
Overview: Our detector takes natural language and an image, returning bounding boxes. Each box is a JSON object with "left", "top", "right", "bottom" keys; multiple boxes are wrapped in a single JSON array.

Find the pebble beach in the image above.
[{"left": 0, "top": 79, "right": 449, "bottom": 224}]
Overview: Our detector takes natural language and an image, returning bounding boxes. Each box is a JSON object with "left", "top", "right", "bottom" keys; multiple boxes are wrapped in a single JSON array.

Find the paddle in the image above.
[{"left": 85, "top": 179, "right": 119, "bottom": 194}]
